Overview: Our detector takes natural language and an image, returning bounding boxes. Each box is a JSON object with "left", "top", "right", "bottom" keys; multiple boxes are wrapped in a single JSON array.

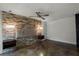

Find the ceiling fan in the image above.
[{"left": 29, "top": 12, "right": 49, "bottom": 20}]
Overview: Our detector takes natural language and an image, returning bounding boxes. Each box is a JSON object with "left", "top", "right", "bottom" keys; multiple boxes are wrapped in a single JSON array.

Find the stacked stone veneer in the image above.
[{"left": 2, "top": 11, "right": 41, "bottom": 49}]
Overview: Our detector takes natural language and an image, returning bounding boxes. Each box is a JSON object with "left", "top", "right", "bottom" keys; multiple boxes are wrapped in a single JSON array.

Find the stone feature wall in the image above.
[{"left": 2, "top": 11, "right": 41, "bottom": 49}]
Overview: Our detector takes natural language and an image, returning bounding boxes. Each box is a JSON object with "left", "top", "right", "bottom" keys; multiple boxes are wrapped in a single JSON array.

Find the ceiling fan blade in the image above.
[
  {"left": 40, "top": 16, "right": 45, "bottom": 20},
  {"left": 35, "top": 12, "right": 45, "bottom": 20}
]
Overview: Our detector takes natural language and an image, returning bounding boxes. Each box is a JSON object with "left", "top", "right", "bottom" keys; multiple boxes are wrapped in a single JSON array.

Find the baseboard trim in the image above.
[{"left": 46, "top": 39, "right": 77, "bottom": 48}]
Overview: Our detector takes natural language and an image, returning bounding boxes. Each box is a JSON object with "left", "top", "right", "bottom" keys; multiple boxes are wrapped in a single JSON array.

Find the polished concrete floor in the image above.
[{"left": 0, "top": 40, "right": 79, "bottom": 56}]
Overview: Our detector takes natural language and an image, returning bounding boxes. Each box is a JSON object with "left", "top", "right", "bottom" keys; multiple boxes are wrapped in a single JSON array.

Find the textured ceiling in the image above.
[{"left": 0, "top": 3, "right": 79, "bottom": 20}]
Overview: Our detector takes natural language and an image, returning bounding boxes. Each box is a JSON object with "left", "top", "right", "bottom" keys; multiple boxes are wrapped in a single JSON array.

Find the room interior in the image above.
[{"left": 0, "top": 3, "right": 79, "bottom": 56}]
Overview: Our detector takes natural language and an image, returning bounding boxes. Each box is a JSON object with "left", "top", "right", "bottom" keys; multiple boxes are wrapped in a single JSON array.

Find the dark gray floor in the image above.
[{"left": 0, "top": 40, "right": 79, "bottom": 56}]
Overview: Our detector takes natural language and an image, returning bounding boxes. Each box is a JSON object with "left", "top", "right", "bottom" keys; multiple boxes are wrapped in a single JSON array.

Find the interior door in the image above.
[{"left": 75, "top": 13, "right": 79, "bottom": 47}]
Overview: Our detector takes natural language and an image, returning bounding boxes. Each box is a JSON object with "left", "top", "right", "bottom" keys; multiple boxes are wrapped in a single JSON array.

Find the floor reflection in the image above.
[{"left": 1, "top": 40, "right": 79, "bottom": 56}]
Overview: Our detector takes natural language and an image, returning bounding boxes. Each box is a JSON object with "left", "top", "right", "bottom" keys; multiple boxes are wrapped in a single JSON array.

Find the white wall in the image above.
[
  {"left": 47, "top": 16, "right": 76, "bottom": 45},
  {"left": 0, "top": 12, "right": 3, "bottom": 54},
  {"left": 41, "top": 20, "right": 47, "bottom": 39}
]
